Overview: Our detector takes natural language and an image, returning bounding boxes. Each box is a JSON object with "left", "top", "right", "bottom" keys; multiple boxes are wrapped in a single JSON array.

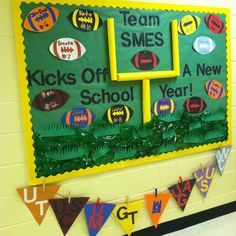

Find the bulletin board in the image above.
[{"left": 13, "top": 0, "right": 232, "bottom": 185}]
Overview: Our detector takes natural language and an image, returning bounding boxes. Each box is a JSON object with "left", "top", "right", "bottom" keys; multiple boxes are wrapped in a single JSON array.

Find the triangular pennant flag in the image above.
[
  {"left": 49, "top": 197, "right": 89, "bottom": 235},
  {"left": 192, "top": 165, "right": 216, "bottom": 198},
  {"left": 145, "top": 193, "right": 171, "bottom": 229},
  {"left": 168, "top": 178, "right": 196, "bottom": 211},
  {"left": 216, "top": 145, "right": 232, "bottom": 175},
  {"left": 113, "top": 200, "right": 143, "bottom": 236},
  {"left": 17, "top": 185, "right": 60, "bottom": 225},
  {"left": 84, "top": 202, "right": 115, "bottom": 236}
]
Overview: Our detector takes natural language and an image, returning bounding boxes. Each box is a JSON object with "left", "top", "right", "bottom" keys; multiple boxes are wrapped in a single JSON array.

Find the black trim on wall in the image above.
[{"left": 125, "top": 201, "right": 236, "bottom": 236}]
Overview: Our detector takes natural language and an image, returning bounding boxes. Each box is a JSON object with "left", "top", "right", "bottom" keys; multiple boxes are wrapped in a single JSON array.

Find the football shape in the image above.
[
  {"left": 49, "top": 38, "right": 86, "bottom": 61},
  {"left": 205, "top": 80, "right": 226, "bottom": 99},
  {"left": 131, "top": 51, "right": 159, "bottom": 71},
  {"left": 193, "top": 36, "right": 216, "bottom": 55},
  {"left": 69, "top": 9, "right": 103, "bottom": 32},
  {"left": 24, "top": 6, "right": 59, "bottom": 32},
  {"left": 184, "top": 97, "right": 207, "bottom": 114},
  {"left": 103, "top": 104, "right": 133, "bottom": 124},
  {"left": 32, "top": 89, "right": 69, "bottom": 112},
  {"left": 152, "top": 98, "right": 177, "bottom": 116},
  {"left": 61, "top": 108, "right": 95, "bottom": 128},
  {"left": 205, "top": 14, "right": 226, "bottom": 34},
  {"left": 178, "top": 15, "right": 201, "bottom": 35}
]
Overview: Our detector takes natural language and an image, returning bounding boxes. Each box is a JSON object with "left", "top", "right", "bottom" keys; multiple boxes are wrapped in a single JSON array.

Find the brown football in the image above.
[{"left": 32, "top": 89, "right": 69, "bottom": 112}]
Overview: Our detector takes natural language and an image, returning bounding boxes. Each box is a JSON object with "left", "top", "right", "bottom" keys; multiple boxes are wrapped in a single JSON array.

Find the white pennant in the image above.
[{"left": 216, "top": 145, "right": 232, "bottom": 175}]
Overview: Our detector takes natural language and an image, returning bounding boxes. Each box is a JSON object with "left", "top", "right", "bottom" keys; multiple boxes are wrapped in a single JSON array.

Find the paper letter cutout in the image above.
[
  {"left": 216, "top": 145, "right": 232, "bottom": 175},
  {"left": 84, "top": 202, "right": 115, "bottom": 236},
  {"left": 145, "top": 193, "right": 171, "bottom": 228},
  {"left": 168, "top": 179, "right": 196, "bottom": 211},
  {"left": 113, "top": 200, "right": 143, "bottom": 236},
  {"left": 17, "top": 185, "right": 60, "bottom": 225},
  {"left": 192, "top": 165, "right": 216, "bottom": 198},
  {"left": 49, "top": 197, "right": 89, "bottom": 235}
]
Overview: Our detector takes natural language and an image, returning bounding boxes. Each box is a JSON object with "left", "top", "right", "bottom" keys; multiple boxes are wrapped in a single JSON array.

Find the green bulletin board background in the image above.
[{"left": 20, "top": 2, "right": 229, "bottom": 179}]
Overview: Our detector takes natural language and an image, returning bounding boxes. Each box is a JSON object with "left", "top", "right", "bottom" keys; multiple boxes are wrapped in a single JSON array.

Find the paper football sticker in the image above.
[
  {"left": 152, "top": 98, "right": 177, "bottom": 116},
  {"left": 205, "top": 14, "right": 226, "bottom": 34},
  {"left": 103, "top": 104, "right": 133, "bottom": 124},
  {"left": 113, "top": 200, "right": 143, "bottom": 236},
  {"left": 61, "top": 107, "right": 95, "bottom": 128},
  {"left": 205, "top": 80, "right": 226, "bottom": 100},
  {"left": 192, "top": 165, "right": 216, "bottom": 198},
  {"left": 184, "top": 97, "right": 207, "bottom": 114},
  {"left": 17, "top": 185, "right": 60, "bottom": 225},
  {"left": 145, "top": 193, "right": 171, "bottom": 229},
  {"left": 24, "top": 6, "right": 59, "bottom": 32},
  {"left": 131, "top": 51, "right": 159, "bottom": 71},
  {"left": 49, "top": 197, "right": 89, "bottom": 235},
  {"left": 168, "top": 179, "right": 196, "bottom": 211},
  {"left": 84, "top": 203, "right": 115, "bottom": 236},
  {"left": 193, "top": 36, "right": 216, "bottom": 55},
  {"left": 178, "top": 15, "right": 201, "bottom": 35},
  {"left": 32, "top": 89, "right": 69, "bottom": 112},
  {"left": 216, "top": 145, "right": 232, "bottom": 175},
  {"left": 49, "top": 38, "right": 86, "bottom": 61},
  {"left": 69, "top": 9, "right": 103, "bottom": 32}
]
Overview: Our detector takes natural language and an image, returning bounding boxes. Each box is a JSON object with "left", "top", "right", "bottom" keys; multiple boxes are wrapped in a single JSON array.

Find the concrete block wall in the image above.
[{"left": 0, "top": 0, "right": 235, "bottom": 235}]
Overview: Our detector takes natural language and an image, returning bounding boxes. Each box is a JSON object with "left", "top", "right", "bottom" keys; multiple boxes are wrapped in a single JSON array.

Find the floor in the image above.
[{"left": 166, "top": 212, "right": 236, "bottom": 236}]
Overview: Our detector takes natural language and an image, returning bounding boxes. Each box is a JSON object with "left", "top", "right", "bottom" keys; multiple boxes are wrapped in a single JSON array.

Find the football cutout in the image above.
[
  {"left": 69, "top": 9, "right": 103, "bottom": 32},
  {"left": 24, "top": 6, "right": 59, "bottom": 32},
  {"left": 193, "top": 36, "right": 216, "bottom": 55},
  {"left": 152, "top": 98, "right": 177, "bottom": 116},
  {"left": 184, "top": 97, "right": 207, "bottom": 114},
  {"left": 32, "top": 89, "right": 69, "bottom": 112},
  {"left": 61, "top": 107, "right": 95, "bottom": 128},
  {"left": 49, "top": 38, "right": 86, "bottom": 61},
  {"left": 131, "top": 51, "right": 159, "bottom": 71},
  {"left": 178, "top": 15, "right": 201, "bottom": 35},
  {"left": 205, "top": 80, "right": 226, "bottom": 99},
  {"left": 205, "top": 14, "right": 226, "bottom": 34},
  {"left": 103, "top": 104, "right": 133, "bottom": 124}
]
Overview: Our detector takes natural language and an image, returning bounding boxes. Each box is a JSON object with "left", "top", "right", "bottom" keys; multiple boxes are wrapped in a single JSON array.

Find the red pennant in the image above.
[
  {"left": 49, "top": 197, "right": 89, "bottom": 235},
  {"left": 168, "top": 178, "right": 196, "bottom": 211}
]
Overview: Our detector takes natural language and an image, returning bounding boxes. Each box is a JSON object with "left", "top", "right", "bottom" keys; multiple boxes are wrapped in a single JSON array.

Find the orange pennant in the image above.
[
  {"left": 145, "top": 193, "right": 171, "bottom": 229},
  {"left": 17, "top": 185, "right": 60, "bottom": 225}
]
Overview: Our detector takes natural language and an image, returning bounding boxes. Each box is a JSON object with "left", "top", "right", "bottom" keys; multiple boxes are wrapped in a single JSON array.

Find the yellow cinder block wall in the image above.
[{"left": 0, "top": 0, "right": 236, "bottom": 235}]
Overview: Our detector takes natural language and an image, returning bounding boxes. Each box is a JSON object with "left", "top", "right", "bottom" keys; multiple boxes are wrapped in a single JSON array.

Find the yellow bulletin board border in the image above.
[{"left": 12, "top": 0, "right": 232, "bottom": 185}]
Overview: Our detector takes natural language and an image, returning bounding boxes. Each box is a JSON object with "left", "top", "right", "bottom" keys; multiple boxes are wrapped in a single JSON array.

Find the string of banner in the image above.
[{"left": 17, "top": 145, "right": 232, "bottom": 236}]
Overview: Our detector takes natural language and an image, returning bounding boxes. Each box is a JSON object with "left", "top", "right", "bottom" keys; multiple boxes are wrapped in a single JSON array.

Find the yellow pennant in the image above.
[
  {"left": 113, "top": 200, "right": 143, "bottom": 236},
  {"left": 17, "top": 185, "right": 60, "bottom": 225}
]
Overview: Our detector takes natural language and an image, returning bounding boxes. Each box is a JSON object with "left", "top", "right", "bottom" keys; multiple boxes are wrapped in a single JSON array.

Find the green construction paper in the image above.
[
  {"left": 20, "top": 2, "right": 229, "bottom": 178},
  {"left": 202, "top": 111, "right": 226, "bottom": 122},
  {"left": 189, "top": 121, "right": 202, "bottom": 131},
  {"left": 157, "top": 143, "right": 179, "bottom": 154},
  {"left": 162, "top": 129, "right": 176, "bottom": 139},
  {"left": 184, "top": 134, "right": 204, "bottom": 144},
  {"left": 204, "top": 129, "right": 226, "bottom": 141}
]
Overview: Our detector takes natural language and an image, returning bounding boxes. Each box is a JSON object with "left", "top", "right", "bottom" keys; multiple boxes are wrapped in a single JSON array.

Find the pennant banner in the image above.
[
  {"left": 193, "top": 165, "right": 216, "bottom": 198},
  {"left": 17, "top": 185, "right": 60, "bottom": 225},
  {"left": 84, "top": 202, "right": 115, "bottom": 236},
  {"left": 113, "top": 200, "right": 143, "bottom": 236},
  {"left": 168, "top": 178, "right": 196, "bottom": 211},
  {"left": 16, "top": 145, "right": 231, "bottom": 233},
  {"left": 145, "top": 193, "right": 171, "bottom": 229},
  {"left": 49, "top": 197, "right": 89, "bottom": 235},
  {"left": 216, "top": 145, "right": 232, "bottom": 175}
]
